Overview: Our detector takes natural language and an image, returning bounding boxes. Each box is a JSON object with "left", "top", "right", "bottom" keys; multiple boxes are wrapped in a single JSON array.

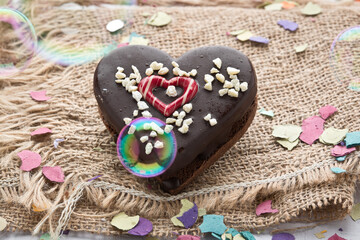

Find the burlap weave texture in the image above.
[{"left": 0, "top": 3, "right": 360, "bottom": 237}]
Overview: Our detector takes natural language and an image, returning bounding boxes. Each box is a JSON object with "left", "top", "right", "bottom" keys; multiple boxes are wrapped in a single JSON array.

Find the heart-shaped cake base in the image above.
[{"left": 94, "top": 45, "right": 257, "bottom": 194}]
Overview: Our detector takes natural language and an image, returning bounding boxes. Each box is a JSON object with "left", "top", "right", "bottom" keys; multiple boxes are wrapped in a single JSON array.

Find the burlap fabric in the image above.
[{"left": 1, "top": 2, "right": 360, "bottom": 238}]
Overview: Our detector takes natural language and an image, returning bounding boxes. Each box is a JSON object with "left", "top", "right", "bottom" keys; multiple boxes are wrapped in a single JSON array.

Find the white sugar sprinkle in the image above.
[
  {"left": 204, "top": 74, "right": 214, "bottom": 83},
  {"left": 145, "top": 142, "right": 153, "bottom": 155},
  {"left": 166, "top": 118, "right": 177, "bottom": 124},
  {"left": 227, "top": 67, "right": 240, "bottom": 75},
  {"left": 142, "top": 111, "right": 152, "bottom": 118},
  {"left": 158, "top": 67, "right": 169, "bottom": 75},
  {"left": 178, "top": 124, "right": 189, "bottom": 134},
  {"left": 175, "top": 118, "right": 183, "bottom": 126},
  {"left": 219, "top": 88, "right": 228, "bottom": 96},
  {"left": 128, "top": 125, "right": 136, "bottom": 134},
  {"left": 189, "top": 69, "right": 197, "bottom": 76},
  {"left": 240, "top": 82, "right": 248, "bottom": 92},
  {"left": 172, "top": 61, "right": 179, "bottom": 68},
  {"left": 183, "top": 118, "right": 193, "bottom": 125},
  {"left": 145, "top": 68, "right": 154, "bottom": 76},
  {"left": 172, "top": 111, "right": 179, "bottom": 117},
  {"left": 123, "top": 117, "right": 132, "bottom": 125},
  {"left": 223, "top": 80, "right": 233, "bottom": 89},
  {"left": 216, "top": 73, "right": 225, "bottom": 83},
  {"left": 137, "top": 101, "right": 149, "bottom": 110},
  {"left": 204, "top": 82, "right": 212, "bottom": 91},
  {"left": 154, "top": 140, "right": 164, "bottom": 149},
  {"left": 210, "top": 67, "right": 219, "bottom": 74},
  {"left": 166, "top": 86, "right": 177, "bottom": 97},
  {"left": 209, "top": 118, "right": 217, "bottom": 126},
  {"left": 116, "top": 72, "right": 126, "bottom": 79},
  {"left": 178, "top": 111, "right": 186, "bottom": 119},
  {"left": 133, "top": 110, "right": 139, "bottom": 117},
  {"left": 150, "top": 131, "right": 157, "bottom": 137},
  {"left": 132, "top": 91, "right": 142, "bottom": 102},
  {"left": 144, "top": 123, "right": 151, "bottom": 130},
  {"left": 140, "top": 136, "right": 148, "bottom": 143},
  {"left": 204, "top": 114, "right": 211, "bottom": 121},
  {"left": 164, "top": 125, "right": 174, "bottom": 133},
  {"left": 213, "top": 58, "right": 222, "bottom": 69},
  {"left": 183, "top": 103, "right": 193, "bottom": 113},
  {"left": 228, "top": 89, "right": 238, "bottom": 98}
]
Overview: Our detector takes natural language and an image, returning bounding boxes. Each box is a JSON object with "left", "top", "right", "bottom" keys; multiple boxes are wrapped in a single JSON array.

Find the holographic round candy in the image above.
[
  {"left": 330, "top": 26, "right": 360, "bottom": 91},
  {"left": 117, "top": 117, "right": 177, "bottom": 178},
  {"left": 0, "top": 7, "right": 37, "bottom": 77}
]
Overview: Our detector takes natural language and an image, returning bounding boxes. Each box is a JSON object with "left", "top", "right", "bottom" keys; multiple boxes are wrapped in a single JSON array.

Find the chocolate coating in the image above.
[{"left": 94, "top": 45, "right": 257, "bottom": 177}]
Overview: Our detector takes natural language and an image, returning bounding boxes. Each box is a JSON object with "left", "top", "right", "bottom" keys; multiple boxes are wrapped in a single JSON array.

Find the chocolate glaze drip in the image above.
[{"left": 94, "top": 45, "right": 257, "bottom": 178}]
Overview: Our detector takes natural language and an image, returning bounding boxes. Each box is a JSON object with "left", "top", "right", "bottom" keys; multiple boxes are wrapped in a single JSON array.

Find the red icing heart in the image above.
[{"left": 138, "top": 76, "right": 198, "bottom": 117}]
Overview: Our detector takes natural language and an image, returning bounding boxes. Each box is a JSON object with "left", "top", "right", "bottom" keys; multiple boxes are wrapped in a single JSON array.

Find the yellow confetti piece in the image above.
[
  {"left": 350, "top": 203, "right": 360, "bottom": 221},
  {"left": 198, "top": 208, "right": 207, "bottom": 217},
  {"left": 171, "top": 199, "right": 194, "bottom": 227},
  {"left": 147, "top": 12, "right": 172, "bottom": 27},
  {"left": 233, "top": 234, "right": 246, "bottom": 240},
  {"left": 111, "top": 212, "right": 140, "bottom": 231},
  {"left": 129, "top": 36, "right": 149, "bottom": 46},
  {"left": 301, "top": 2, "right": 322, "bottom": 16},
  {"left": 295, "top": 44, "right": 308, "bottom": 53},
  {"left": 319, "top": 127, "right": 348, "bottom": 145},
  {"left": 0, "top": 217, "right": 7, "bottom": 231},
  {"left": 141, "top": 12, "right": 151, "bottom": 17},
  {"left": 272, "top": 125, "right": 302, "bottom": 142},
  {"left": 229, "top": 30, "right": 245, "bottom": 36},
  {"left": 32, "top": 204, "right": 49, "bottom": 212},
  {"left": 264, "top": 3, "right": 283, "bottom": 11},
  {"left": 236, "top": 31, "right": 253, "bottom": 41},
  {"left": 314, "top": 230, "right": 327, "bottom": 239}
]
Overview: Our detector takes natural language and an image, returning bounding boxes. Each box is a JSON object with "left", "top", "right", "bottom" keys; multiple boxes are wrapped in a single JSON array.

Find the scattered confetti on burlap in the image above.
[{"left": 0, "top": 1, "right": 360, "bottom": 238}]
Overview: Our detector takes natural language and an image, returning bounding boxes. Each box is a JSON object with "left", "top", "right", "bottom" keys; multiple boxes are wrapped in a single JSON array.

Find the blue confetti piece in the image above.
[
  {"left": 335, "top": 155, "right": 346, "bottom": 162},
  {"left": 331, "top": 167, "right": 346, "bottom": 174},
  {"left": 277, "top": 20, "right": 298, "bottom": 32},
  {"left": 211, "top": 233, "right": 221, "bottom": 239},
  {"left": 240, "top": 231, "right": 256, "bottom": 240},
  {"left": 199, "top": 215, "right": 227, "bottom": 236},
  {"left": 249, "top": 36, "right": 270, "bottom": 44},
  {"left": 259, "top": 108, "right": 274, "bottom": 118},
  {"left": 226, "top": 228, "right": 240, "bottom": 236},
  {"left": 345, "top": 131, "right": 360, "bottom": 148}
]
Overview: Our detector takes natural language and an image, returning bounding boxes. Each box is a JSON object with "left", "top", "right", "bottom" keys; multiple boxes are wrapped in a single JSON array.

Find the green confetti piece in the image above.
[
  {"left": 147, "top": 12, "right": 172, "bottom": 27},
  {"left": 331, "top": 167, "right": 346, "bottom": 174},
  {"left": 259, "top": 108, "right": 274, "bottom": 118},
  {"left": 236, "top": 31, "right": 253, "bottom": 41},
  {"left": 240, "top": 231, "right": 256, "bottom": 240},
  {"left": 301, "top": 2, "right": 322, "bottom": 16},
  {"left": 295, "top": 44, "right": 308, "bottom": 53},
  {"left": 277, "top": 138, "right": 299, "bottom": 150},
  {"left": 319, "top": 127, "right": 348, "bottom": 145},
  {"left": 272, "top": 125, "right": 302, "bottom": 142},
  {"left": 198, "top": 208, "right": 207, "bottom": 217},
  {"left": 345, "top": 131, "right": 360, "bottom": 148},
  {"left": 111, "top": 212, "right": 140, "bottom": 231},
  {"left": 39, "top": 233, "right": 58, "bottom": 240},
  {"left": 234, "top": 234, "right": 246, "bottom": 240},
  {"left": 264, "top": 3, "right": 283, "bottom": 11},
  {"left": 350, "top": 203, "right": 360, "bottom": 221},
  {"left": 199, "top": 214, "right": 227, "bottom": 235},
  {"left": 171, "top": 199, "right": 194, "bottom": 227}
]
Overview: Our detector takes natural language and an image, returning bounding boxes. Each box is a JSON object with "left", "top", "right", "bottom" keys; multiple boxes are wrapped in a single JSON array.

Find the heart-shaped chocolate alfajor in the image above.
[{"left": 94, "top": 45, "right": 257, "bottom": 194}]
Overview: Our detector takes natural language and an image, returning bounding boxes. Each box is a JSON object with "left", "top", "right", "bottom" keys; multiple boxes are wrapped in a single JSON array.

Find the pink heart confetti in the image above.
[
  {"left": 328, "top": 233, "right": 347, "bottom": 240},
  {"left": 17, "top": 150, "right": 42, "bottom": 171},
  {"left": 177, "top": 235, "right": 201, "bottom": 240},
  {"left": 256, "top": 200, "right": 279, "bottom": 216},
  {"left": 319, "top": 105, "right": 337, "bottom": 120},
  {"left": 330, "top": 145, "right": 356, "bottom": 157},
  {"left": 299, "top": 116, "right": 325, "bottom": 145},
  {"left": 30, "top": 127, "right": 52, "bottom": 136},
  {"left": 42, "top": 166, "right": 65, "bottom": 182},
  {"left": 30, "top": 91, "right": 51, "bottom": 101}
]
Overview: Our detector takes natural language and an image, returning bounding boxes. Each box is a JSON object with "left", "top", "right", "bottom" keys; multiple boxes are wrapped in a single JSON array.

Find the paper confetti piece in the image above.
[
  {"left": 111, "top": 212, "right": 140, "bottom": 231},
  {"left": 127, "top": 217, "right": 153, "bottom": 236},
  {"left": 177, "top": 235, "right": 201, "bottom": 240},
  {"left": 249, "top": 36, "right": 270, "bottom": 44},
  {"left": 229, "top": 30, "right": 245, "bottom": 36},
  {"left": 277, "top": 20, "right": 298, "bottom": 32},
  {"left": 264, "top": 3, "right": 283, "bottom": 11},
  {"left": 54, "top": 138, "right": 65, "bottom": 148},
  {"left": 0, "top": 217, "right": 7, "bottom": 231},
  {"left": 171, "top": 199, "right": 195, "bottom": 227},
  {"left": 234, "top": 235, "right": 246, "bottom": 240},
  {"left": 277, "top": 139, "right": 299, "bottom": 150},
  {"left": 17, "top": 150, "right": 41, "bottom": 171},
  {"left": 314, "top": 230, "right": 327, "bottom": 239},
  {"left": 259, "top": 108, "right": 274, "bottom": 118},
  {"left": 199, "top": 215, "right": 227, "bottom": 235},
  {"left": 345, "top": 131, "right": 360, "bottom": 148},
  {"left": 30, "top": 127, "right": 52, "bottom": 136},
  {"left": 331, "top": 145, "right": 356, "bottom": 157},
  {"left": 222, "top": 232, "right": 233, "bottom": 240},
  {"left": 336, "top": 156, "right": 346, "bottom": 162},
  {"left": 295, "top": 44, "right": 308, "bottom": 53},
  {"left": 299, "top": 116, "right": 324, "bottom": 145},
  {"left": 282, "top": 1, "right": 296, "bottom": 9},
  {"left": 240, "top": 231, "right": 256, "bottom": 240},
  {"left": 147, "top": 12, "right": 172, "bottom": 27},
  {"left": 350, "top": 203, "right": 360, "bottom": 221},
  {"left": 319, "top": 127, "right": 348, "bottom": 145},
  {"left": 272, "top": 232, "right": 295, "bottom": 240},
  {"left": 198, "top": 208, "right": 206, "bottom": 217},
  {"left": 331, "top": 167, "right": 346, "bottom": 174},
  {"left": 212, "top": 233, "right": 221, "bottom": 239},
  {"left": 272, "top": 125, "right": 302, "bottom": 142},
  {"left": 301, "top": 2, "right": 322, "bottom": 16},
  {"left": 39, "top": 233, "right": 51, "bottom": 240},
  {"left": 177, "top": 203, "right": 198, "bottom": 228},
  {"left": 319, "top": 105, "right": 337, "bottom": 120},
  {"left": 106, "top": 19, "right": 125, "bottom": 32},
  {"left": 256, "top": 200, "right": 279, "bottom": 216},
  {"left": 328, "top": 234, "right": 347, "bottom": 240},
  {"left": 129, "top": 32, "right": 149, "bottom": 45},
  {"left": 30, "top": 90, "right": 51, "bottom": 101},
  {"left": 42, "top": 166, "right": 65, "bottom": 182},
  {"left": 236, "top": 31, "right": 253, "bottom": 41}
]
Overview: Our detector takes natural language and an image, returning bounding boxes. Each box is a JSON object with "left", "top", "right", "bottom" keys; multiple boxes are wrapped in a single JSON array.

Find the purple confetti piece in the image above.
[
  {"left": 339, "top": 228, "right": 343, "bottom": 231},
  {"left": 277, "top": 20, "right": 298, "bottom": 32},
  {"left": 177, "top": 203, "right": 198, "bottom": 228},
  {"left": 249, "top": 36, "right": 270, "bottom": 44},
  {"left": 127, "top": 217, "right": 153, "bottom": 236},
  {"left": 272, "top": 232, "right": 295, "bottom": 240},
  {"left": 60, "top": 230, "right": 70, "bottom": 235},
  {"left": 87, "top": 175, "right": 102, "bottom": 182}
]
